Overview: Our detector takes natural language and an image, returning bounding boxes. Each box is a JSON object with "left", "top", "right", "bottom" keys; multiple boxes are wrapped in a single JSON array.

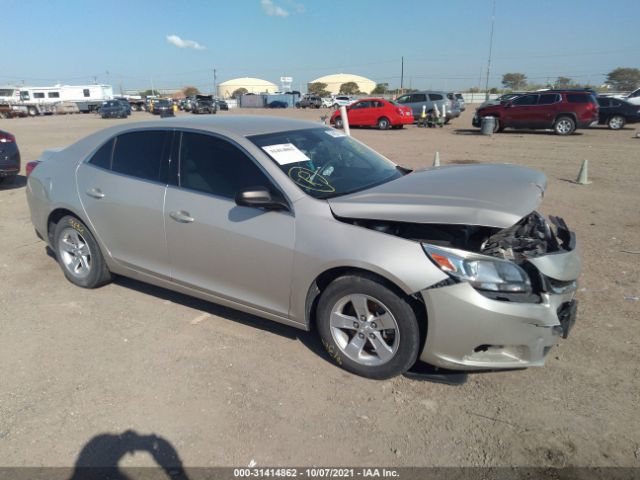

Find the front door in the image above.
[{"left": 164, "top": 131, "right": 295, "bottom": 317}]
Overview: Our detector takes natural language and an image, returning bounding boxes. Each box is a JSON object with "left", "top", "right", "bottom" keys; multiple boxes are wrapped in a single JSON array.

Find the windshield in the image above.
[{"left": 249, "top": 128, "right": 405, "bottom": 199}]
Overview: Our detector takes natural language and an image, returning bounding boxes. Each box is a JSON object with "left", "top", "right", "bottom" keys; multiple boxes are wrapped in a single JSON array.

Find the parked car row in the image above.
[{"left": 472, "top": 88, "right": 639, "bottom": 135}]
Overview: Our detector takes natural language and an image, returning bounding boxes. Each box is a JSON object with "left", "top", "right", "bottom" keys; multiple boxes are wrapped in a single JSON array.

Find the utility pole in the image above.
[
  {"left": 400, "top": 56, "right": 404, "bottom": 94},
  {"left": 213, "top": 68, "right": 217, "bottom": 97},
  {"left": 484, "top": 0, "right": 496, "bottom": 101}
]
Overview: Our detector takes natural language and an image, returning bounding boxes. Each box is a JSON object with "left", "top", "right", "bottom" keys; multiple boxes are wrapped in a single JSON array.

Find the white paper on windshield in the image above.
[
  {"left": 325, "top": 129, "right": 346, "bottom": 138},
  {"left": 262, "top": 143, "right": 310, "bottom": 165}
]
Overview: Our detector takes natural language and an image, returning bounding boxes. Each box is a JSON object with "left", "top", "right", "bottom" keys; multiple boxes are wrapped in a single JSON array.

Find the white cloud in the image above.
[
  {"left": 166, "top": 34, "right": 206, "bottom": 51},
  {"left": 261, "top": 0, "right": 289, "bottom": 17}
]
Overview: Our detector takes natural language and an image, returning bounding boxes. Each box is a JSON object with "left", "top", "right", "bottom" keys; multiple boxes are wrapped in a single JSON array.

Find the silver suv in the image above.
[{"left": 396, "top": 91, "right": 461, "bottom": 123}]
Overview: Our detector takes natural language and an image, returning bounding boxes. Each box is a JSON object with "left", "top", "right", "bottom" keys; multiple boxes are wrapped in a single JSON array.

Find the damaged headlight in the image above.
[{"left": 423, "top": 244, "right": 531, "bottom": 293}]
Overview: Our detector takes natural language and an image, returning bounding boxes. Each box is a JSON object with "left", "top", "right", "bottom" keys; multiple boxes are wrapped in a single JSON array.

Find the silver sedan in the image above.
[{"left": 26, "top": 116, "right": 580, "bottom": 379}]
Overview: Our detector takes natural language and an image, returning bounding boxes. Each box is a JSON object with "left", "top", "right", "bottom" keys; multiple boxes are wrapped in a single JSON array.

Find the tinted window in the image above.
[
  {"left": 112, "top": 130, "right": 170, "bottom": 182},
  {"left": 89, "top": 139, "right": 114, "bottom": 170},
  {"left": 48, "top": 92, "right": 60, "bottom": 98},
  {"left": 34, "top": 92, "right": 45, "bottom": 98},
  {"left": 352, "top": 101, "right": 371, "bottom": 109},
  {"left": 395, "top": 95, "right": 410, "bottom": 104},
  {"left": 597, "top": 98, "right": 611, "bottom": 107},
  {"left": 611, "top": 100, "right": 622, "bottom": 107},
  {"left": 566, "top": 94, "right": 590, "bottom": 103},
  {"left": 429, "top": 94, "right": 443, "bottom": 101},
  {"left": 513, "top": 95, "right": 538, "bottom": 106},
  {"left": 538, "top": 94, "right": 560, "bottom": 105},
  {"left": 83, "top": 89, "right": 90, "bottom": 97},
  {"left": 179, "top": 133, "right": 272, "bottom": 199},
  {"left": 372, "top": 101, "right": 385, "bottom": 108},
  {"left": 410, "top": 94, "right": 427, "bottom": 102}
]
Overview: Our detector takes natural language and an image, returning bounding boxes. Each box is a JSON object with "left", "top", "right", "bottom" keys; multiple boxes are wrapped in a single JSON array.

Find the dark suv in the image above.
[
  {"left": 296, "top": 95, "right": 322, "bottom": 109},
  {"left": 473, "top": 90, "right": 599, "bottom": 135}
]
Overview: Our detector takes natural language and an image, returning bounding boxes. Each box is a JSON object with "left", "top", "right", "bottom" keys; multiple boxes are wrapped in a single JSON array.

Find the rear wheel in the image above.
[
  {"left": 377, "top": 117, "right": 391, "bottom": 130},
  {"left": 53, "top": 216, "right": 112, "bottom": 288},
  {"left": 608, "top": 115, "right": 625, "bottom": 130},
  {"left": 316, "top": 275, "right": 421, "bottom": 379},
  {"left": 554, "top": 116, "right": 576, "bottom": 135}
]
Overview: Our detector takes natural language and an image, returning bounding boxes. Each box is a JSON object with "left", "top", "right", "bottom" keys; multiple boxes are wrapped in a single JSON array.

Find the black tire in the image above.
[
  {"left": 493, "top": 118, "right": 503, "bottom": 133},
  {"left": 608, "top": 115, "right": 626, "bottom": 130},
  {"left": 377, "top": 117, "right": 391, "bottom": 130},
  {"left": 53, "top": 215, "right": 112, "bottom": 288},
  {"left": 554, "top": 115, "right": 576, "bottom": 135},
  {"left": 316, "top": 274, "right": 421, "bottom": 379},
  {"left": 334, "top": 116, "right": 344, "bottom": 129}
]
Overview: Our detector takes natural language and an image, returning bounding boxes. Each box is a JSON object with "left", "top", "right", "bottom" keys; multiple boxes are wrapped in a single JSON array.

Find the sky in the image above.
[{"left": 2, "top": 0, "right": 639, "bottom": 93}]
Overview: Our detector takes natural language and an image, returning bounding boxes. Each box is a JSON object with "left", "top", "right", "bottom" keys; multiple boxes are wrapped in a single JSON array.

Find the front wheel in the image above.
[
  {"left": 316, "top": 275, "right": 421, "bottom": 379},
  {"left": 554, "top": 116, "right": 576, "bottom": 135},
  {"left": 54, "top": 216, "right": 112, "bottom": 288},
  {"left": 608, "top": 115, "right": 625, "bottom": 130}
]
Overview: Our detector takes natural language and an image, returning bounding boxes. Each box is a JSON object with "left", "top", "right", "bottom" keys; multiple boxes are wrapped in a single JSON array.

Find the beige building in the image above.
[
  {"left": 309, "top": 73, "right": 376, "bottom": 95},
  {"left": 217, "top": 77, "right": 278, "bottom": 98}
]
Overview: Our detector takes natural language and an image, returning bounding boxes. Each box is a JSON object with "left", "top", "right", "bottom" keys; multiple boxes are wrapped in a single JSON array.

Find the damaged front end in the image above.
[{"left": 339, "top": 211, "right": 581, "bottom": 370}]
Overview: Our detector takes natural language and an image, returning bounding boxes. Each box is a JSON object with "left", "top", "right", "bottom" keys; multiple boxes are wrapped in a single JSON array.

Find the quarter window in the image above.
[
  {"left": 179, "top": 132, "right": 272, "bottom": 199},
  {"left": 566, "top": 94, "right": 589, "bottom": 103},
  {"left": 89, "top": 139, "right": 114, "bottom": 170},
  {"left": 112, "top": 130, "right": 170, "bottom": 182}
]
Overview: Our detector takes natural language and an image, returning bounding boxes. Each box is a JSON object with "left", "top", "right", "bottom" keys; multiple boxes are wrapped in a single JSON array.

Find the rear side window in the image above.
[
  {"left": 179, "top": 132, "right": 272, "bottom": 199},
  {"left": 538, "top": 94, "right": 561, "bottom": 105},
  {"left": 410, "top": 94, "right": 427, "bottom": 102},
  {"left": 597, "top": 98, "right": 611, "bottom": 107},
  {"left": 89, "top": 139, "right": 114, "bottom": 170},
  {"left": 566, "top": 94, "right": 590, "bottom": 103},
  {"left": 112, "top": 130, "right": 170, "bottom": 182},
  {"left": 429, "top": 94, "right": 443, "bottom": 101}
]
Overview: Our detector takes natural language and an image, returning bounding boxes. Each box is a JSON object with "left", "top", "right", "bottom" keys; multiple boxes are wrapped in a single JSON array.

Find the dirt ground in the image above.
[{"left": 0, "top": 107, "right": 638, "bottom": 469}]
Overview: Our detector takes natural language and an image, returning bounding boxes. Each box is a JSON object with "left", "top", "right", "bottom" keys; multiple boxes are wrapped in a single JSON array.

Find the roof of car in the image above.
[{"left": 78, "top": 116, "right": 325, "bottom": 144}]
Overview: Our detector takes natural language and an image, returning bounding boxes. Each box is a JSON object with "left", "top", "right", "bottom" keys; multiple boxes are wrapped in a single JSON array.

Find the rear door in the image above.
[
  {"left": 76, "top": 129, "right": 173, "bottom": 277},
  {"left": 535, "top": 93, "right": 562, "bottom": 127},
  {"left": 164, "top": 131, "right": 295, "bottom": 317},
  {"left": 597, "top": 97, "right": 611, "bottom": 123}
]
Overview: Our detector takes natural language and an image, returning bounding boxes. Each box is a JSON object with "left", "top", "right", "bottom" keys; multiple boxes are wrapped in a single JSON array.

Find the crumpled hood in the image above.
[{"left": 328, "top": 164, "right": 547, "bottom": 228}]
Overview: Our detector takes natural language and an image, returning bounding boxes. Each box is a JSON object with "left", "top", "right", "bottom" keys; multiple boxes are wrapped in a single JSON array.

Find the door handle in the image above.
[
  {"left": 86, "top": 187, "right": 105, "bottom": 199},
  {"left": 169, "top": 210, "right": 194, "bottom": 223}
]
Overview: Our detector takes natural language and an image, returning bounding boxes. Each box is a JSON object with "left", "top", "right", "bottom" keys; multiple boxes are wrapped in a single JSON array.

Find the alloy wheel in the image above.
[
  {"left": 329, "top": 294, "right": 400, "bottom": 366},
  {"left": 58, "top": 228, "right": 92, "bottom": 279}
]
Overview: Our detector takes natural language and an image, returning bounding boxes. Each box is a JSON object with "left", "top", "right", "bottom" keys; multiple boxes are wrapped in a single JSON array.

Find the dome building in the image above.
[
  {"left": 309, "top": 73, "right": 376, "bottom": 95},
  {"left": 217, "top": 77, "right": 278, "bottom": 98}
]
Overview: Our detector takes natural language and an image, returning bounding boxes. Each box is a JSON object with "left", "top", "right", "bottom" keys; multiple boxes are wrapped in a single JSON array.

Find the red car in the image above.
[
  {"left": 330, "top": 98, "right": 414, "bottom": 130},
  {"left": 472, "top": 89, "right": 599, "bottom": 135}
]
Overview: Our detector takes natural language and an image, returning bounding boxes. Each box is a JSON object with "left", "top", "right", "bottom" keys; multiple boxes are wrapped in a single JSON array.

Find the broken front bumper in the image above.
[{"left": 419, "top": 244, "right": 580, "bottom": 371}]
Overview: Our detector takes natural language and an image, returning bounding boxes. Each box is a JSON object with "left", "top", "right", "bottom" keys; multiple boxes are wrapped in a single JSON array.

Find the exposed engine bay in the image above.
[{"left": 341, "top": 211, "right": 571, "bottom": 263}]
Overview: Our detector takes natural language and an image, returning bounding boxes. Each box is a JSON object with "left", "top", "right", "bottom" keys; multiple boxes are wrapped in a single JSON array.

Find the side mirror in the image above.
[{"left": 235, "top": 187, "right": 288, "bottom": 210}]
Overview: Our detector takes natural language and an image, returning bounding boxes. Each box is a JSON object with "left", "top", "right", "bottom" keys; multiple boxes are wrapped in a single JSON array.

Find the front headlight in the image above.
[{"left": 423, "top": 244, "right": 531, "bottom": 293}]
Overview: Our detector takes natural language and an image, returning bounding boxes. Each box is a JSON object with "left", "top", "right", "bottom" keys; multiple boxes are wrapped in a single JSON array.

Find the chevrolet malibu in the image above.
[{"left": 26, "top": 116, "right": 580, "bottom": 379}]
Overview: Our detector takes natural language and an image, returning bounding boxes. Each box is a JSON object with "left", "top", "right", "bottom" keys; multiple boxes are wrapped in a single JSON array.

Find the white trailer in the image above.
[{"left": 0, "top": 84, "right": 114, "bottom": 115}]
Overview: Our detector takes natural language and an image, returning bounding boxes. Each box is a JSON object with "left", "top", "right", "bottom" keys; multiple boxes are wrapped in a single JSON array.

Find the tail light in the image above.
[
  {"left": 26, "top": 161, "right": 41, "bottom": 177},
  {"left": 0, "top": 132, "right": 15, "bottom": 143}
]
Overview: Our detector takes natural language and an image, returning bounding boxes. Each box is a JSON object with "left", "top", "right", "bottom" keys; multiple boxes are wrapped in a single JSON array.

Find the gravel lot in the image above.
[{"left": 0, "top": 108, "right": 638, "bottom": 469}]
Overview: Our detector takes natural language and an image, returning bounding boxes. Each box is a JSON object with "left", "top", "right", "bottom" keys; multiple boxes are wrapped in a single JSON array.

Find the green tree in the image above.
[
  {"left": 307, "top": 82, "right": 331, "bottom": 97},
  {"left": 555, "top": 76, "right": 573, "bottom": 88},
  {"left": 339, "top": 82, "right": 361, "bottom": 95},
  {"left": 605, "top": 68, "right": 640, "bottom": 91},
  {"left": 370, "top": 83, "right": 389, "bottom": 94},
  {"left": 232, "top": 88, "right": 249, "bottom": 98},
  {"left": 501, "top": 73, "right": 528, "bottom": 91},
  {"left": 182, "top": 85, "right": 200, "bottom": 96}
]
